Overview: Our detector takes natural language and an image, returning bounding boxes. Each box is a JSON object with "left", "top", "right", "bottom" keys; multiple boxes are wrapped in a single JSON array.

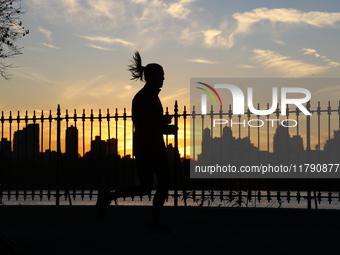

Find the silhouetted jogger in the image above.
[{"left": 96, "top": 51, "right": 174, "bottom": 231}]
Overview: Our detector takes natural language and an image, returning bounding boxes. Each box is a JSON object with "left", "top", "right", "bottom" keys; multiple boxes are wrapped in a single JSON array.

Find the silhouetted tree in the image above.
[{"left": 0, "top": 0, "right": 28, "bottom": 80}]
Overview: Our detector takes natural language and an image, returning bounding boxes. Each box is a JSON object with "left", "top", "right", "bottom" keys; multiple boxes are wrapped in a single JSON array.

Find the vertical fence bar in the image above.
[
  {"left": 73, "top": 109, "right": 77, "bottom": 200},
  {"left": 106, "top": 108, "right": 111, "bottom": 191},
  {"left": 201, "top": 107, "right": 205, "bottom": 203},
  {"left": 183, "top": 105, "right": 188, "bottom": 206},
  {"left": 165, "top": 107, "right": 169, "bottom": 146},
  {"left": 48, "top": 110, "right": 52, "bottom": 200},
  {"left": 40, "top": 110, "right": 44, "bottom": 201},
  {"left": 327, "top": 101, "right": 332, "bottom": 206},
  {"left": 306, "top": 101, "right": 311, "bottom": 209},
  {"left": 7, "top": 111, "right": 12, "bottom": 200},
  {"left": 174, "top": 101, "right": 179, "bottom": 207},
  {"left": 191, "top": 106, "right": 196, "bottom": 201},
  {"left": 209, "top": 105, "right": 214, "bottom": 204},
  {"left": 219, "top": 105, "right": 224, "bottom": 205},
  {"left": 123, "top": 108, "right": 127, "bottom": 195},
  {"left": 131, "top": 112, "right": 135, "bottom": 196},
  {"left": 65, "top": 109, "right": 69, "bottom": 202},
  {"left": 115, "top": 108, "right": 118, "bottom": 192},
  {"left": 286, "top": 106, "right": 290, "bottom": 164},
  {"left": 23, "top": 111, "right": 28, "bottom": 201},
  {"left": 32, "top": 110, "right": 37, "bottom": 201},
  {"left": 0, "top": 111, "right": 3, "bottom": 204},
  {"left": 266, "top": 105, "right": 270, "bottom": 155},
  {"left": 56, "top": 105, "right": 61, "bottom": 206},
  {"left": 99, "top": 109, "right": 103, "bottom": 191},
  {"left": 15, "top": 111, "right": 20, "bottom": 201},
  {"left": 317, "top": 102, "right": 321, "bottom": 159},
  {"left": 317, "top": 102, "right": 321, "bottom": 207},
  {"left": 90, "top": 109, "right": 94, "bottom": 200},
  {"left": 81, "top": 109, "right": 86, "bottom": 200},
  {"left": 327, "top": 101, "right": 331, "bottom": 162}
]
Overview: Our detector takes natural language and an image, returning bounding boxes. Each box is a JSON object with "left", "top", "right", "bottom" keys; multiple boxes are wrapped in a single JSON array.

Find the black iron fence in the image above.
[{"left": 0, "top": 101, "right": 340, "bottom": 208}]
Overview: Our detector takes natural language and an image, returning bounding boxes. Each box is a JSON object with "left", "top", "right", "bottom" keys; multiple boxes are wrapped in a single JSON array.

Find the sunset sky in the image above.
[
  {"left": 1, "top": 0, "right": 340, "bottom": 157},
  {"left": 1, "top": 0, "right": 340, "bottom": 115}
]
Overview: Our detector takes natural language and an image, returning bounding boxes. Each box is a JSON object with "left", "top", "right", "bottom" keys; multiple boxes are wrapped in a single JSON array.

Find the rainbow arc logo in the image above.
[{"left": 196, "top": 82, "right": 223, "bottom": 106}]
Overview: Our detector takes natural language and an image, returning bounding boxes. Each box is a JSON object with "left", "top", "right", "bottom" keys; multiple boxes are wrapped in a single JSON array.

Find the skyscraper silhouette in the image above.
[
  {"left": 66, "top": 125, "right": 79, "bottom": 158},
  {"left": 323, "top": 130, "right": 340, "bottom": 161},
  {"left": 91, "top": 136, "right": 106, "bottom": 157},
  {"left": 13, "top": 124, "right": 39, "bottom": 158},
  {"left": 0, "top": 138, "right": 11, "bottom": 156}
]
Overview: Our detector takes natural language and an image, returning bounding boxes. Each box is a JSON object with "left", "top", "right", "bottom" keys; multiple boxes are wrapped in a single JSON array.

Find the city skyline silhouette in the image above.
[{"left": 1, "top": 122, "right": 339, "bottom": 160}]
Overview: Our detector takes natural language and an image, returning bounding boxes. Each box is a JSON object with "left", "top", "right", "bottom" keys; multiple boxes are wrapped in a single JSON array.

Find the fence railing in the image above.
[{"left": 0, "top": 101, "right": 340, "bottom": 209}]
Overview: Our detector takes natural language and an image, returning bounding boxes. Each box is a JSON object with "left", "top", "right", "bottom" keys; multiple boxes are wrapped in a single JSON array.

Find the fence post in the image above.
[
  {"left": 56, "top": 105, "right": 61, "bottom": 206},
  {"left": 306, "top": 101, "right": 311, "bottom": 209},
  {"left": 174, "top": 101, "right": 179, "bottom": 207}
]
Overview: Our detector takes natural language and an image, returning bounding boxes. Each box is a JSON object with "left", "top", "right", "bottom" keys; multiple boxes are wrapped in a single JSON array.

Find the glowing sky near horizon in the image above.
[{"left": 1, "top": 0, "right": 340, "bottom": 115}]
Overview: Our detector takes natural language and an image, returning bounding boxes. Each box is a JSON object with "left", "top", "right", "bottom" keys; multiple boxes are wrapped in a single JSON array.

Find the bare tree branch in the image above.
[{"left": 0, "top": 0, "right": 29, "bottom": 80}]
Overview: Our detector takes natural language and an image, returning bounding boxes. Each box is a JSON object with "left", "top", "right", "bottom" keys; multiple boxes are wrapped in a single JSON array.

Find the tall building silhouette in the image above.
[
  {"left": 291, "top": 135, "right": 304, "bottom": 152},
  {"left": 86, "top": 136, "right": 119, "bottom": 158},
  {"left": 66, "top": 125, "right": 78, "bottom": 157},
  {"left": 273, "top": 125, "right": 304, "bottom": 163},
  {"left": 197, "top": 125, "right": 310, "bottom": 165},
  {"left": 13, "top": 124, "right": 39, "bottom": 158},
  {"left": 323, "top": 130, "right": 340, "bottom": 161},
  {"left": 0, "top": 138, "right": 11, "bottom": 156},
  {"left": 90, "top": 136, "right": 106, "bottom": 157},
  {"left": 273, "top": 125, "right": 291, "bottom": 154},
  {"left": 198, "top": 126, "right": 258, "bottom": 165},
  {"left": 106, "top": 138, "right": 118, "bottom": 156}
]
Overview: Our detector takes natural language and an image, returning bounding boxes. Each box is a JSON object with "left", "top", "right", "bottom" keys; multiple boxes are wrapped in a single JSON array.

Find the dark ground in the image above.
[{"left": 1, "top": 206, "right": 340, "bottom": 255}]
